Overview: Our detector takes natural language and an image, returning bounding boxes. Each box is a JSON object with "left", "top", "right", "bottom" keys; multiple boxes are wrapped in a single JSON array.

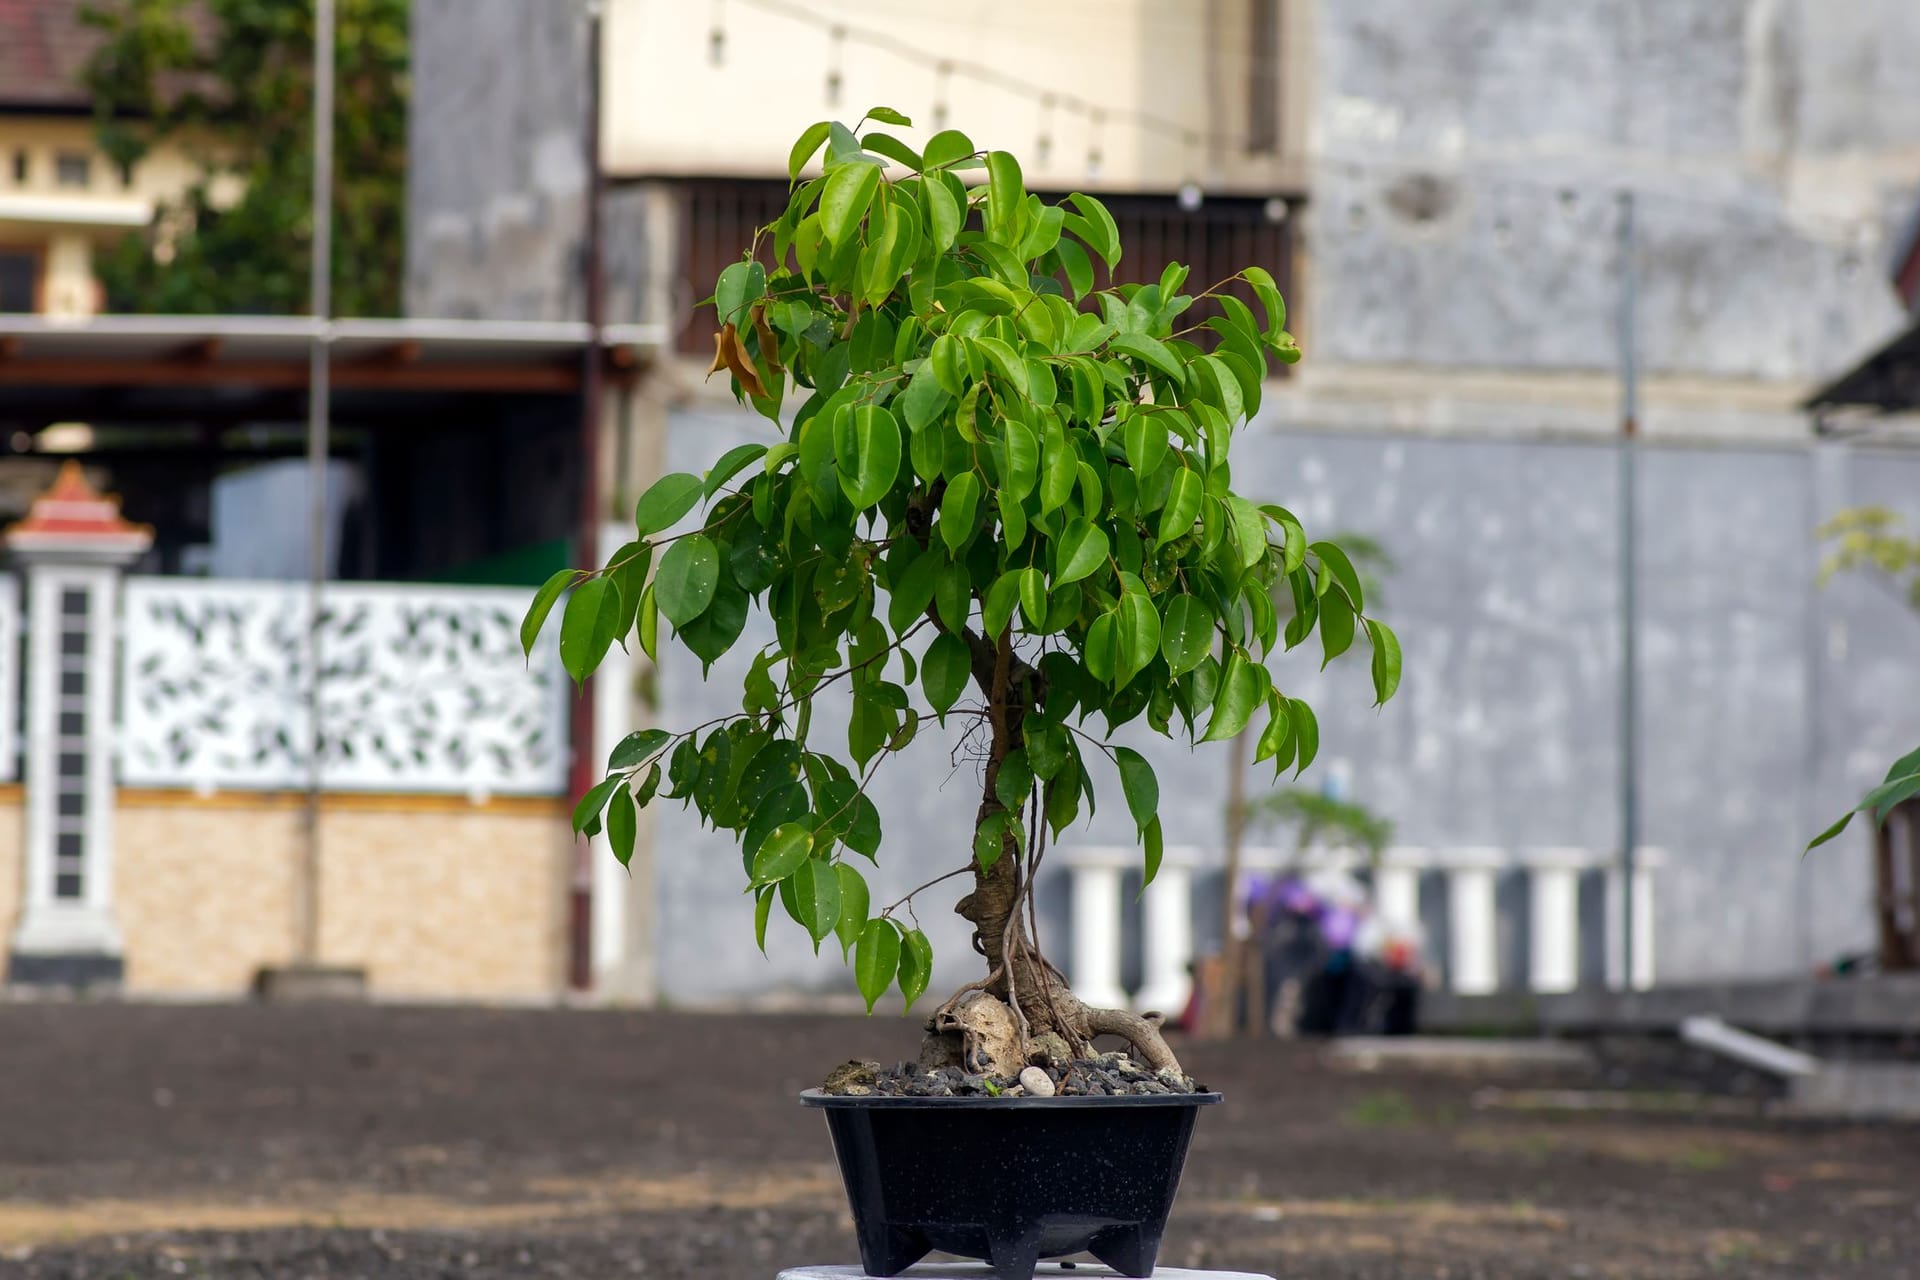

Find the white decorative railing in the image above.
[
  {"left": 0, "top": 573, "right": 18, "bottom": 783},
  {"left": 119, "top": 578, "right": 569, "bottom": 795},
  {"left": 1061, "top": 843, "right": 1662, "bottom": 1011}
]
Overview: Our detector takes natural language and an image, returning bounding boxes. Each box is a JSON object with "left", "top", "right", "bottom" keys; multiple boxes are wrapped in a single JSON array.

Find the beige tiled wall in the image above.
[{"left": 100, "top": 795, "right": 571, "bottom": 999}]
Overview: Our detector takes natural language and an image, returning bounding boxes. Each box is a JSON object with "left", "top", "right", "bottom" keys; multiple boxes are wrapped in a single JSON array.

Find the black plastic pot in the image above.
[{"left": 802, "top": 1089, "right": 1221, "bottom": 1280}]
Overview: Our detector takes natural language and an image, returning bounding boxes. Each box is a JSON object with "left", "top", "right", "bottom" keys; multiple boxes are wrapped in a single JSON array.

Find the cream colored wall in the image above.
[
  {"left": 0, "top": 794, "right": 21, "bottom": 953},
  {"left": 112, "top": 796, "right": 571, "bottom": 1000},
  {"left": 0, "top": 116, "right": 230, "bottom": 317},
  {"left": 603, "top": 0, "right": 1301, "bottom": 194}
]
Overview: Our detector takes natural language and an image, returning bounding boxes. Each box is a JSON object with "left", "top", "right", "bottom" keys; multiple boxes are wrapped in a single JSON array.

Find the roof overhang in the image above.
[
  {"left": 0, "top": 193, "right": 154, "bottom": 229},
  {"left": 1804, "top": 318, "right": 1920, "bottom": 419},
  {"left": 0, "top": 315, "right": 668, "bottom": 395}
]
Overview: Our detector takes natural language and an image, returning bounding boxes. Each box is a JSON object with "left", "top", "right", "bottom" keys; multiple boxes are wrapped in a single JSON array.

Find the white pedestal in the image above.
[{"left": 781, "top": 1266, "right": 1274, "bottom": 1280}]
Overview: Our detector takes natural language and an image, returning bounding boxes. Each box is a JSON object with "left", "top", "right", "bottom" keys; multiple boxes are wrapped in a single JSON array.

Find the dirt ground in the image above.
[{"left": 0, "top": 1004, "right": 1915, "bottom": 1280}]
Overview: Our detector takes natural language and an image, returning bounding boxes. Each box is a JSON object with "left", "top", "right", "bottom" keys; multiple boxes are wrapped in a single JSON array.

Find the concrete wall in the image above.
[
  {"left": 645, "top": 401, "right": 1920, "bottom": 1002},
  {"left": 75, "top": 795, "right": 572, "bottom": 999},
  {"left": 1305, "top": 0, "right": 1920, "bottom": 384}
]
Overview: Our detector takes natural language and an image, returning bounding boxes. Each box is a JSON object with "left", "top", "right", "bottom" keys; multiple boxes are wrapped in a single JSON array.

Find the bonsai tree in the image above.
[
  {"left": 1810, "top": 507, "right": 1920, "bottom": 848},
  {"left": 523, "top": 111, "right": 1400, "bottom": 1080}
]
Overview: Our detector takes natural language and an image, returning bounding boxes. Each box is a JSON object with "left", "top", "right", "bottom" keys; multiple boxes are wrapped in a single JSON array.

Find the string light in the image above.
[
  {"left": 825, "top": 24, "right": 845, "bottom": 106},
  {"left": 708, "top": 0, "right": 726, "bottom": 66},
  {"left": 1087, "top": 109, "right": 1105, "bottom": 179},
  {"left": 932, "top": 61, "right": 952, "bottom": 131},
  {"left": 1035, "top": 94, "right": 1056, "bottom": 168},
  {"left": 1177, "top": 130, "right": 1203, "bottom": 210}
]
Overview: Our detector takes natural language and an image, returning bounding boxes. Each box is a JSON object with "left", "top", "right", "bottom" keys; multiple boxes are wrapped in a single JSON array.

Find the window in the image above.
[
  {"left": 10, "top": 149, "right": 27, "bottom": 184},
  {"left": 670, "top": 181, "right": 1295, "bottom": 371},
  {"left": 0, "top": 250, "right": 36, "bottom": 313},
  {"left": 54, "top": 151, "right": 90, "bottom": 188},
  {"left": 1246, "top": 0, "right": 1281, "bottom": 155},
  {"left": 673, "top": 179, "right": 794, "bottom": 354}
]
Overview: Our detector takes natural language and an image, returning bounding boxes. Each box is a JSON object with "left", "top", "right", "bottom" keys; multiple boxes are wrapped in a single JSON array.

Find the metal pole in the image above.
[
  {"left": 568, "top": 0, "right": 607, "bottom": 992},
  {"left": 299, "top": 0, "right": 336, "bottom": 968},
  {"left": 1616, "top": 189, "right": 1640, "bottom": 991}
]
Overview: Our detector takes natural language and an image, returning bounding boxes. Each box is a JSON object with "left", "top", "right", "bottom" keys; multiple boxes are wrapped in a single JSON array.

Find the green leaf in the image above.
[
  {"left": 922, "top": 632, "right": 971, "bottom": 718},
  {"left": 571, "top": 773, "right": 622, "bottom": 835},
  {"left": 1862, "top": 770, "right": 1920, "bottom": 820},
  {"left": 791, "top": 857, "right": 841, "bottom": 951},
  {"left": 1366, "top": 619, "right": 1402, "bottom": 704},
  {"left": 1160, "top": 593, "right": 1211, "bottom": 675},
  {"left": 1224, "top": 495, "right": 1267, "bottom": 571},
  {"left": 1202, "top": 649, "right": 1261, "bottom": 742},
  {"left": 1110, "top": 333, "right": 1185, "bottom": 386},
  {"left": 754, "top": 884, "right": 776, "bottom": 952},
  {"left": 677, "top": 575, "right": 749, "bottom": 668},
  {"left": 985, "top": 150, "right": 1025, "bottom": 243},
  {"left": 974, "top": 336, "right": 1030, "bottom": 396},
  {"left": 1806, "top": 810, "right": 1855, "bottom": 851},
  {"left": 1142, "top": 815, "right": 1164, "bottom": 890},
  {"left": 983, "top": 569, "right": 1021, "bottom": 638},
  {"left": 921, "top": 128, "right": 976, "bottom": 171},
  {"left": 788, "top": 120, "right": 832, "bottom": 177},
  {"left": 704, "top": 443, "right": 768, "bottom": 499},
  {"left": 996, "top": 747, "right": 1034, "bottom": 810},
  {"left": 1114, "top": 746, "right": 1158, "bottom": 834},
  {"left": 1288, "top": 698, "right": 1320, "bottom": 774},
  {"left": 1157, "top": 468, "right": 1203, "bottom": 546},
  {"left": 1114, "top": 589, "right": 1161, "bottom": 688},
  {"left": 1241, "top": 264, "right": 1287, "bottom": 338},
  {"left": 634, "top": 472, "right": 704, "bottom": 535},
  {"left": 559, "top": 577, "right": 613, "bottom": 684},
  {"left": 898, "top": 928, "right": 933, "bottom": 1010},
  {"left": 606, "top": 786, "right": 636, "bottom": 867},
  {"left": 1001, "top": 419, "right": 1039, "bottom": 501},
  {"left": 751, "top": 821, "right": 814, "bottom": 885},
  {"left": 1311, "top": 541, "right": 1366, "bottom": 611},
  {"left": 655, "top": 535, "right": 721, "bottom": 627},
  {"left": 837, "top": 405, "right": 903, "bottom": 508},
  {"left": 1019, "top": 567, "right": 1048, "bottom": 630},
  {"left": 713, "top": 260, "right": 765, "bottom": 326},
  {"left": 819, "top": 160, "right": 881, "bottom": 245},
  {"left": 863, "top": 105, "right": 912, "bottom": 126},
  {"left": 855, "top": 918, "right": 901, "bottom": 1013},
  {"left": 830, "top": 864, "right": 870, "bottom": 959},
  {"left": 861, "top": 131, "right": 921, "bottom": 171},
  {"left": 924, "top": 176, "right": 962, "bottom": 253},
  {"left": 1065, "top": 192, "right": 1120, "bottom": 268},
  {"left": 1055, "top": 236, "right": 1094, "bottom": 299},
  {"left": 900, "top": 365, "right": 951, "bottom": 433},
  {"left": 941, "top": 471, "right": 981, "bottom": 553},
  {"left": 974, "top": 810, "right": 1017, "bottom": 870},
  {"left": 608, "top": 728, "right": 672, "bottom": 771},
  {"left": 1055, "top": 520, "right": 1109, "bottom": 586},
  {"left": 522, "top": 569, "right": 575, "bottom": 657},
  {"left": 637, "top": 581, "right": 658, "bottom": 659},
  {"left": 1123, "top": 413, "right": 1167, "bottom": 480},
  {"left": 1320, "top": 590, "right": 1356, "bottom": 668},
  {"left": 1027, "top": 722, "right": 1069, "bottom": 780}
]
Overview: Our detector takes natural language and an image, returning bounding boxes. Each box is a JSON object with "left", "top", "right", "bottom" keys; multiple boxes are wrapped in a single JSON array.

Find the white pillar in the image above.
[
  {"left": 1605, "top": 850, "right": 1659, "bottom": 991},
  {"left": 1135, "top": 862, "right": 1192, "bottom": 1015},
  {"left": 6, "top": 464, "right": 151, "bottom": 986},
  {"left": 1445, "top": 851, "right": 1504, "bottom": 995},
  {"left": 1526, "top": 849, "right": 1584, "bottom": 994},
  {"left": 1069, "top": 858, "right": 1128, "bottom": 1010},
  {"left": 590, "top": 522, "right": 634, "bottom": 991},
  {"left": 1373, "top": 848, "right": 1425, "bottom": 932}
]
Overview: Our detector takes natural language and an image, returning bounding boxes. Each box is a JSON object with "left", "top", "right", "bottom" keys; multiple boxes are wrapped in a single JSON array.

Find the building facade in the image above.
[{"left": 400, "top": 0, "right": 1920, "bottom": 1007}]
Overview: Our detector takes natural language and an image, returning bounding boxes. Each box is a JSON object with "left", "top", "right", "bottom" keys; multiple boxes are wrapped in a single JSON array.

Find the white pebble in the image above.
[{"left": 1019, "top": 1066, "right": 1056, "bottom": 1097}]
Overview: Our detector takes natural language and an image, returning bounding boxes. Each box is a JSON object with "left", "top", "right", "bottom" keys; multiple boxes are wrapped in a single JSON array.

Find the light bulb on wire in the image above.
[
  {"left": 825, "top": 25, "right": 845, "bottom": 106},
  {"left": 708, "top": 0, "right": 725, "bottom": 65}
]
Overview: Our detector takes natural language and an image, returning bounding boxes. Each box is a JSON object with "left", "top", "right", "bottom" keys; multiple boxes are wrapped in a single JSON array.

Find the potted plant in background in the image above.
[{"left": 523, "top": 111, "right": 1400, "bottom": 1280}]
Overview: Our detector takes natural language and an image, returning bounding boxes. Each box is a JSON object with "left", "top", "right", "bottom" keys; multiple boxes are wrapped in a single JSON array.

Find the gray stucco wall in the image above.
[
  {"left": 1309, "top": 0, "right": 1920, "bottom": 379},
  {"left": 648, "top": 404, "right": 1920, "bottom": 1002}
]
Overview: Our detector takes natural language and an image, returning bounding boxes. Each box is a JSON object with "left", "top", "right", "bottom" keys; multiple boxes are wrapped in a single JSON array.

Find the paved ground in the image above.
[{"left": 0, "top": 1003, "right": 1915, "bottom": 1279}]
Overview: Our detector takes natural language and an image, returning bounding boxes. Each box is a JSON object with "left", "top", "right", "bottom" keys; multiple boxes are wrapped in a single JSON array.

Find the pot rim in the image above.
[{"left": 800, "top": 1087, "right": 1224, "bottom": 1108}]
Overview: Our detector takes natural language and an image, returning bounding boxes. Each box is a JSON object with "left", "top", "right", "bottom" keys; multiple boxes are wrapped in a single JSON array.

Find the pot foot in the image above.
[
  {"left": 852, "top": 1225, "right": 931, "bottom": 1278},
  {"left": 985, "top": 1232, "right": 1042, "bottom": 1280},
  {"left": 1087, "top": 1224, "right": 1158, "bottom": 1277}
]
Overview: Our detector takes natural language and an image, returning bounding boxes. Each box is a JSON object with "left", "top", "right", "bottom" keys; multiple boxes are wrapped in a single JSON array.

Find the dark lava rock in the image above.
[{"left": 839, "top": 1051, "right": 1202, "bottom": 1098}]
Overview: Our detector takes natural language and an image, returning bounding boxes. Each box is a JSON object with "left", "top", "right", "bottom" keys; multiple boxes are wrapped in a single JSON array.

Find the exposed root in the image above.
[{"left": 1085, "top": 1006, "right": 1182, "bottom": 1074}]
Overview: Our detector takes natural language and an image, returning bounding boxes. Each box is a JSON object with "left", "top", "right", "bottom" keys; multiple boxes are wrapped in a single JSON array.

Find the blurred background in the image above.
[
  {"left": 5, "top": 3, "right": 1920, "bottom": 1276},
  {"left": 6, "top": 0, "right": 1916, "bottom": 1019}
]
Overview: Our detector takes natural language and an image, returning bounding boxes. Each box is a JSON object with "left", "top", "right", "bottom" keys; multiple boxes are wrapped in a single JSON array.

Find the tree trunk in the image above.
[{"left": 922, "top": 627, "right": 1185, "bottom": 1079}]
